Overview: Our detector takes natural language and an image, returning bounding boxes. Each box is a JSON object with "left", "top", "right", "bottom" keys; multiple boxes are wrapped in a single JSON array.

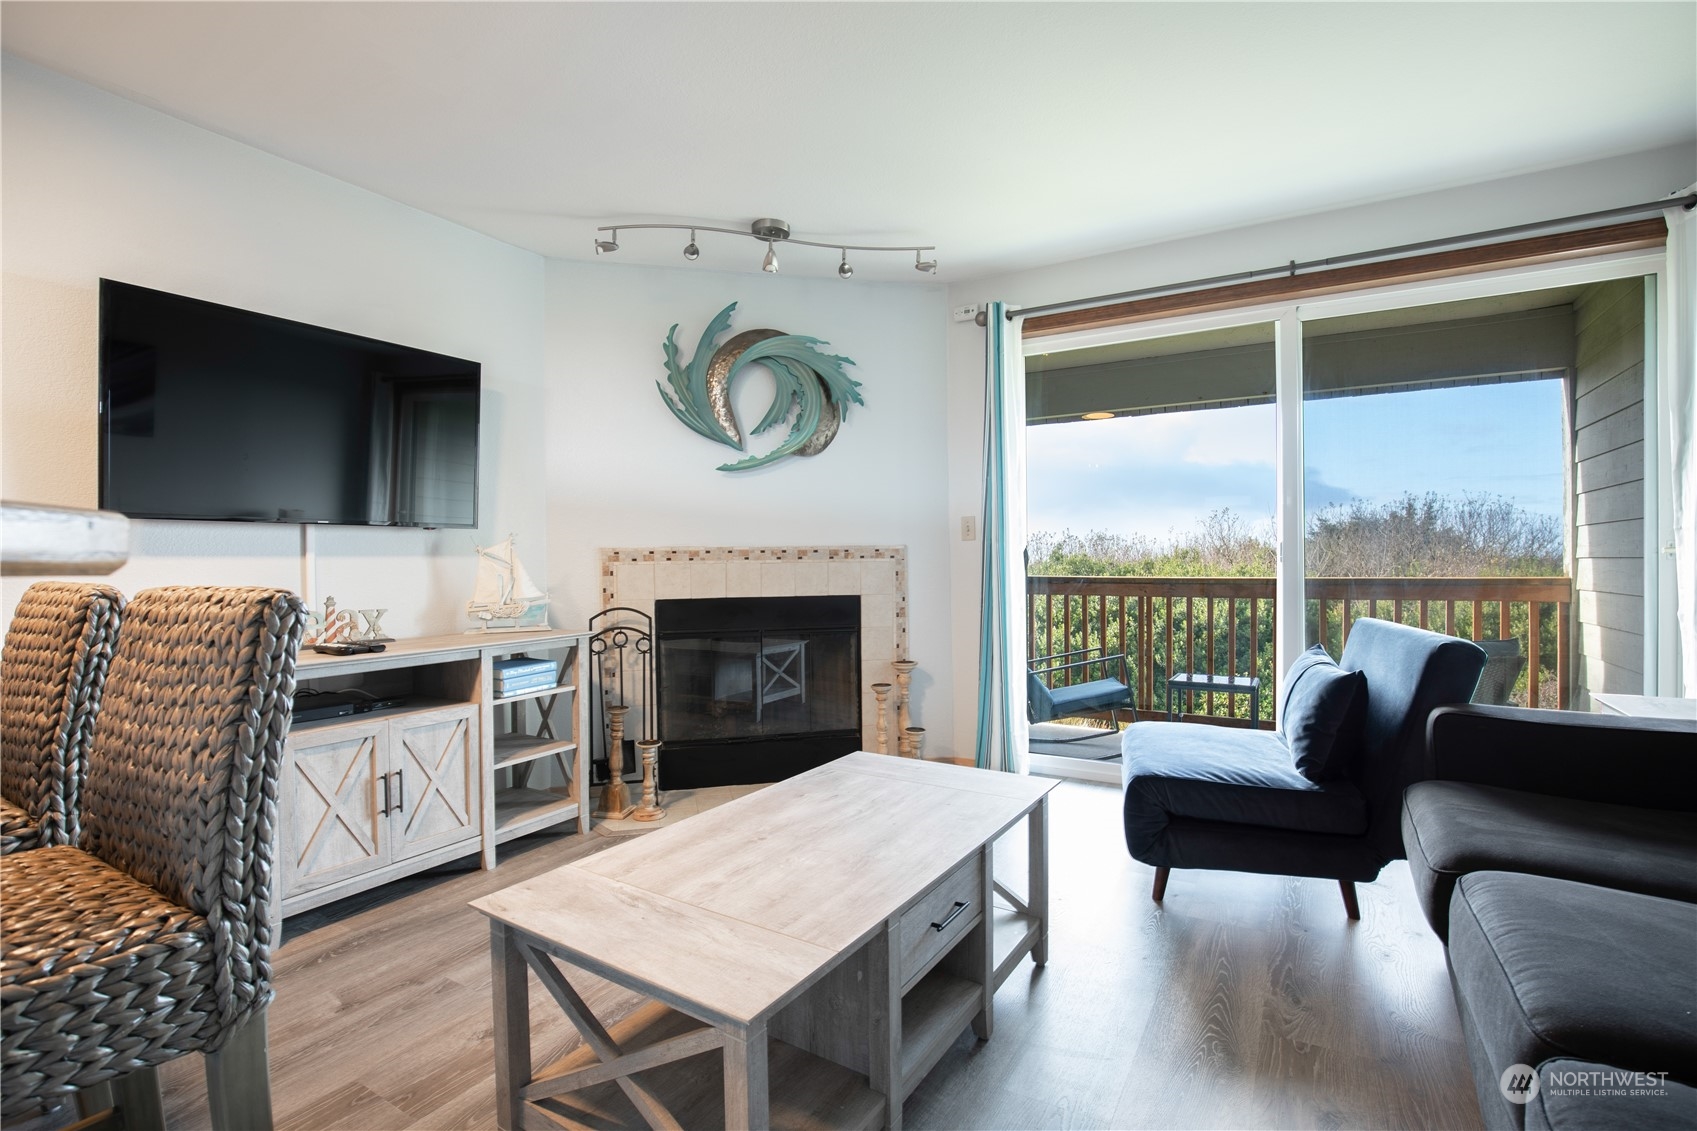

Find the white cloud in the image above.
[{"left": 1027, "top": 407, "right": 1278, "bottom": 540}]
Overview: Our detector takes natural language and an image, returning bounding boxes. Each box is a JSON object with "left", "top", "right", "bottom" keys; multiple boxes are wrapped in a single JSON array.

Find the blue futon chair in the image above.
[{"left": 1121, "top": 618, "right": 1485, "bottom": 918}]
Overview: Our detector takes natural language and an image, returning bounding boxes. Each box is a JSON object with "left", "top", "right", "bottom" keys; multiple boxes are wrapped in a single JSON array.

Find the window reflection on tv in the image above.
[{"left": 99, "top": 279, "right": 480, "bottom": 528}]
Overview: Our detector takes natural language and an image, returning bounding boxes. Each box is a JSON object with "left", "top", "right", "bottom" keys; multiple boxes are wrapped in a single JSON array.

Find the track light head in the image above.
[
  {"left": 914, "top": 251, "right": 937, "bottom": 274},
  {"left": 761, "top": 242, "right": 779, "bottom": 274},
  {"left": 837, "top": 250, "right": 854, "bottom": 280},
  {"left": 595, "top": 229, "right": 619, "bottom": 255},
  {"left": 683, "top": 231, "right": 699, "bottom": 261}
]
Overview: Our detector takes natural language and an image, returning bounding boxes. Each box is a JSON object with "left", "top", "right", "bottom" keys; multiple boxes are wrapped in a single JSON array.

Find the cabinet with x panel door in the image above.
[
  {"left": 280, "top": 701, "right": 480, "bottom": 912},
  {"left": 277, "top": 629, "right": 591, "bottom": 928}
]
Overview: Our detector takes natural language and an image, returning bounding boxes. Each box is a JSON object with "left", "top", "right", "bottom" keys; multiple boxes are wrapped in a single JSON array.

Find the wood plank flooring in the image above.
[{"left": 21, "top": 780, "right": 1482, "bottom": 1130}]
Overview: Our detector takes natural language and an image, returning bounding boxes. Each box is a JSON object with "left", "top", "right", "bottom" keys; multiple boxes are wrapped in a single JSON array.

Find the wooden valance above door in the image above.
[{"left": 1022, "top": 218, "right": 1668, "bottom": 339}]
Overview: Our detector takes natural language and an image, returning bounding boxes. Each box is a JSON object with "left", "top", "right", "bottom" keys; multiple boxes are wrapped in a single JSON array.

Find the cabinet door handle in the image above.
[
  {"left": 931, "top": 900, "right": 970, "bottom": 932},
  {"left": 379, "top": 771, "right": 392, "bottom": 817},
  {"left": 392, "top": 769, "right": 403, "bottom": 814}
]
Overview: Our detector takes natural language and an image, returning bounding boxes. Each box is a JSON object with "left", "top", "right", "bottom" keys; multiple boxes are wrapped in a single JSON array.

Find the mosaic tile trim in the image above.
[{"left": 600, "top": 546, "right": 907, "bottom": 656}]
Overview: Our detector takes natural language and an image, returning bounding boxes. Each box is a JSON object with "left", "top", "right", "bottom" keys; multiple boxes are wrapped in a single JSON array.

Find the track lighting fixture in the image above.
[{"left": 593, "top": 218, "right": 935, "bottom": 277}]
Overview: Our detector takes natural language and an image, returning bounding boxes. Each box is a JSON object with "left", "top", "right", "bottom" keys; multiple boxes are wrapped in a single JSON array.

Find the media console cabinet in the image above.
[{"left": 279, "top": 628, "right": 591, "bottom": 922}]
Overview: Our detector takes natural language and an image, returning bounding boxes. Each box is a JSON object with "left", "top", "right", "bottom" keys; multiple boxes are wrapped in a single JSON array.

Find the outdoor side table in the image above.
[{"left": 1166, "top": 673, "right": 1262, "bottom": 728}]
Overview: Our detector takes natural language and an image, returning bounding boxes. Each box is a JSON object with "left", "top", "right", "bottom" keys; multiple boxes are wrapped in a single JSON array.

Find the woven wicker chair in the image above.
[
  {"left": 1, "top": 581, "right": 125, "bottom": 854},
  {"left": 0, "top": 586, "right": 305, "bottom": 1130}
]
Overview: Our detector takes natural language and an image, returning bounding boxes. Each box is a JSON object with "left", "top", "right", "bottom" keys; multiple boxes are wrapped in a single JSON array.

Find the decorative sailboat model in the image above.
[{"left": 466, "top": 535, "right": 550, "bottom": 632}]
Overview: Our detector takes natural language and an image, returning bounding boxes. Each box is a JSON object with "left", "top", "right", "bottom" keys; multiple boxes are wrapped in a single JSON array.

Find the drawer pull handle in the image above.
[
  {"left": 932, "top": 900, "right": 970, "bottom": 932},
  {"left": 393, "top": 769, "right": 404, "bottom": 814},
  {"left": 379, "top": 772, "right": 392, "bottom": 817}
]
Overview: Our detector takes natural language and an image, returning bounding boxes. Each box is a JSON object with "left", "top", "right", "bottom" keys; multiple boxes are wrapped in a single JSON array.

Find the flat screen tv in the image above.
[{"left": 99, "top": 279, "right": 481, "bottom": 528}]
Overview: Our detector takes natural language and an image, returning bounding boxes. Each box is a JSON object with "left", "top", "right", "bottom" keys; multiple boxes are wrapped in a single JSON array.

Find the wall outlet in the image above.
[
  {"left": 952, "top": 304, "right": 979, "bottom": 323},
  {"left": 961, "top": 515, "right": 977, "bottom": 541}
]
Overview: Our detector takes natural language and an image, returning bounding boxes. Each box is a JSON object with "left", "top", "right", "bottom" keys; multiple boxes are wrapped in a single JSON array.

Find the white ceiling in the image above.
[{"left": 3, "top": 2, "right": 1693, "bottom": 283}]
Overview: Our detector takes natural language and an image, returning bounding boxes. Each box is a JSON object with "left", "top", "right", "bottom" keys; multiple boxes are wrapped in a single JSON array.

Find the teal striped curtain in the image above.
[{"left": 975, "top": 302, "right": 1029, "bottom": 772}]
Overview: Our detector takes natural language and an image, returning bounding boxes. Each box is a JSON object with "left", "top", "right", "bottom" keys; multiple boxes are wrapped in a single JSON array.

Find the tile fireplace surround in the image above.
[{"left": 600, "top": 546, "right": 908, "bottom": 753}]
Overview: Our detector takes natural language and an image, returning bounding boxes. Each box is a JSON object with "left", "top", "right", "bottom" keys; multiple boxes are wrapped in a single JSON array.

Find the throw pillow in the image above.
[{"left": 1280, "top": 645, "right": 1367, "bottom": 781}]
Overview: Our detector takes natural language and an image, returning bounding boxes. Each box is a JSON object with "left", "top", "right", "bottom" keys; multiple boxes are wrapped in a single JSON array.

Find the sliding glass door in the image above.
[
  {"left": 1023, "top": 318, "right": 1278, "bottom": 778},
  {"left": 1019, "top": 250, "right": 1665, "bottom": 776},
  {"left": 1301, "top": 287, "right": 1577, "bottom": 707}
]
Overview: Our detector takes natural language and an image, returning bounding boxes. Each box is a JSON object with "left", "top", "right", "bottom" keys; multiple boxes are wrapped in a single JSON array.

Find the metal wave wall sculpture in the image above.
[{"left": 657, "top": 302, "right": 863, "bottom": 472}]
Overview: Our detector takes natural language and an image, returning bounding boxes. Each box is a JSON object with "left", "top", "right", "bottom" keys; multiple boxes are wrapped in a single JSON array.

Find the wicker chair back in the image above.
[
  {"left": 0, "top": 581, "right": 125, "bottom": 853},
  {"left": 81, "top": 585, "right": 306, "bottom": 1026},
  {"left": 0, "top": 586, "right": 303, "bottom": 1120}
]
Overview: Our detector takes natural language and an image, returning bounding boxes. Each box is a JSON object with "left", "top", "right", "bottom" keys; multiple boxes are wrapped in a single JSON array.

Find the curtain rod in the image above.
[{"left": 983, "top": 193, "right": 1697, "bottom": 325}]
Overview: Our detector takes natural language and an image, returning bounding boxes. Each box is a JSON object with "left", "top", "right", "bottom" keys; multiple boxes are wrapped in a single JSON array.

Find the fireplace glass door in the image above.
[{"left": 655, "top": 596, "right": 861, "bottom": 787}]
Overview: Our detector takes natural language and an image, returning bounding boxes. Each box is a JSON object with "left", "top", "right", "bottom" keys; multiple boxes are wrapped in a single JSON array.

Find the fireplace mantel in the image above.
[{"left": 600, "top": 546, "right": 907, "bottom": 753}]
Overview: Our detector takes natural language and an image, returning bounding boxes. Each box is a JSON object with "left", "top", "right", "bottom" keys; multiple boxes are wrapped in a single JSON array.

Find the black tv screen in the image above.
[{"left": 99, "top": 279, "right": 480, "bottom": 528}]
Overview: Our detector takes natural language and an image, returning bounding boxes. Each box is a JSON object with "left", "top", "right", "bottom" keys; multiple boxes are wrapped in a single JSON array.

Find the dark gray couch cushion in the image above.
[
  {"left": 1448, "top": 872, "right": 1697, "bottom": 1130},
  {"left": 1280, "top": 644, "right": 1366, "bottom": 781},
  {"left": 1403, "top": 780, "right": 1697, "bottom": 940},
  {"left": 1525, "top": 1059, "right": 1697, "bottom": 1131},
  {"left": 1123, "top": 723, "right": 1367, "bottom": 850}
]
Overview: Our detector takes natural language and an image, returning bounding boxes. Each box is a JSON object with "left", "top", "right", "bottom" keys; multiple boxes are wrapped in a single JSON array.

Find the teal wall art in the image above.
[{"left": 656, "top": 302, "right": 863, "bottom": 472}]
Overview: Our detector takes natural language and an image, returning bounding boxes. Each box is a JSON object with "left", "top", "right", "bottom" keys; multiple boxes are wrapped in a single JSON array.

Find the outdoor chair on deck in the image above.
[
  {"left": 1471, "top": 638, "right": 1526, "bottom": 706},
  {"left": 0, "top": 586, "right": 305, "bottom": 1130},
  {"left": 1, "top": 582, "right": 125, "bottom": 855},
  {"left": 1121, "top": 618, "right": 1485, "bottom": 918},
  {"left": 1028, "top": 646, "right": 1137, "bottom": 742}
]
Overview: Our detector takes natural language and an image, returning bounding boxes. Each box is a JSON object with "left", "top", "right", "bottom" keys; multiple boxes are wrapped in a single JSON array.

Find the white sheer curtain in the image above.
[
  {"left": 1664, "top": 190, "right": 1696, "bottom": 695},
  {"left": 975, "top": 302, "right": 1029, "bottom": 772}
]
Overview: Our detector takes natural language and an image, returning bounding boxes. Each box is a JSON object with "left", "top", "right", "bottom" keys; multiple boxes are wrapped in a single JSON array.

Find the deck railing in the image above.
[{"left": 1027, "top": 575, "right": 1572, "bottom": 725}]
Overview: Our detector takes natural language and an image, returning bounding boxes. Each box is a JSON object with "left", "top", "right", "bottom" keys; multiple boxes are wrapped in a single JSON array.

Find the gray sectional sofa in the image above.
[{"left": 1402, "top": 705, "right": 1697, "bottom": 1130}]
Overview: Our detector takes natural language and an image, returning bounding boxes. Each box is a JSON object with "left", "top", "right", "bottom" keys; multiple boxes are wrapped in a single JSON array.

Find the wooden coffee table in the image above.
[{"left": 472, "top": 752, "right": 1055, "bottom": 1130}]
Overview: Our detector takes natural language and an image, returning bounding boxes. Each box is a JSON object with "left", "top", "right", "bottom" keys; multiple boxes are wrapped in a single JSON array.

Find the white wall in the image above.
[
  {"left": 1, "top": 58, "right": 547, "bottom": 637},
  {"left": 942, "top": 143, "right": 1697, "bottom": 752},
  {"left": 543, "top": 259, "right": 955, "bottom": 752}
]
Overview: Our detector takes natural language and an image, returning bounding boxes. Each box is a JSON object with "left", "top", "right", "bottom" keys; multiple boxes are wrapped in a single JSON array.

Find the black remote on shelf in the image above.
[{"left": 312, "top": 642, "right": 387, "bottom": 655}]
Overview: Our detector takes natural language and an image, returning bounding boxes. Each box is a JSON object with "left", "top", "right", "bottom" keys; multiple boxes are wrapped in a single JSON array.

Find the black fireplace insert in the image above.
[{"left": 655, "top": 595, "right": 860, "bottom": 788}]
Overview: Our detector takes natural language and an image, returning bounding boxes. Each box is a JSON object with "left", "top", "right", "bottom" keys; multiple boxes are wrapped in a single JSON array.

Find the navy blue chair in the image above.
[{"left": 1121, "top": 618, "right": 1485, "bottom": 918}]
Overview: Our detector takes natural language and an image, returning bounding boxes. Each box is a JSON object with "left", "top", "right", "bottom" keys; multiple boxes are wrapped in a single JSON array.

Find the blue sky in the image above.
[{"left": 1026, "top": 379, "right": 1566, "bottom": 542}]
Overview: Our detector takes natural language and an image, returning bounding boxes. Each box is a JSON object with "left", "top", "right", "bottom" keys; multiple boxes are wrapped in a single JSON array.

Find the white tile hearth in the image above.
[{"left": 601, "top": 546, "right": 910, "bottom": 753}]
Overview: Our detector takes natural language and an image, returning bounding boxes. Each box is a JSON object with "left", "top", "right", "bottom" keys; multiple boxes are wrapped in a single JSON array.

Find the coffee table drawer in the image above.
[{"left": 897, "top": 852, "right": 983, "bottom": 987}]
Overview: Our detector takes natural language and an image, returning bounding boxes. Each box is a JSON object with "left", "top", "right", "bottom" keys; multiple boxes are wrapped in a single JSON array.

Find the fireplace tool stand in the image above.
[{"left": 589, "top": 606, "right": 663, "bottom": 821}]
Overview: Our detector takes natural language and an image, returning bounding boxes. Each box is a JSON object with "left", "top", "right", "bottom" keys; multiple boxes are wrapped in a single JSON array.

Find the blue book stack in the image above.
[{"left": 494, "top": 656, "right": 560, "bottom": 697}]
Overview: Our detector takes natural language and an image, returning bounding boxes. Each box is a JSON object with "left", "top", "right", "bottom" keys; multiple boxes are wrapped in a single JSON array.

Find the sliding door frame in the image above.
[{"left": 1022, "top": 245, "right": 1670, "bottom": 737}]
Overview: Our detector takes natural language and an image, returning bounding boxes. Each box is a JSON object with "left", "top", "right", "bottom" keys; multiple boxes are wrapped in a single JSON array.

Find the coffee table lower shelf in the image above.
[
  {"left": 992, "top": 906, "right": 1042, "bottom": 987},
  {"left": 525, "top": 1000, "right": 884, "bottom": 1131}
]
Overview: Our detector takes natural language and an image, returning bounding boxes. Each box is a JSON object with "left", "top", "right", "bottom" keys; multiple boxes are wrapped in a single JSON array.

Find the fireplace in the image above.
[
  {"left": 600, "top": 545, "right": 908, "bottom": 773},
  {"left": 655, "top": 596, "right": 861, "bottom": 788}
]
